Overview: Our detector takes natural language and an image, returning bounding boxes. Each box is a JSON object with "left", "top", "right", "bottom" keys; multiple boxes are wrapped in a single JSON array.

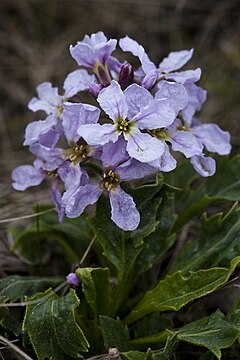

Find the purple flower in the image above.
[
  {"left": 66, "top": 272, "right": 80, "bottom": 286},
  {"left": 63, "top": 140, "right": 156, "bottom": 231},
  {"left": 70, "top": 32, "right": 122, "bottom": 86},
  {"left": 78, "top": 80, "right": 176, "bottom": 163},
  {"left": 119, "top": 36, "right": 201, "bottom": 85}
]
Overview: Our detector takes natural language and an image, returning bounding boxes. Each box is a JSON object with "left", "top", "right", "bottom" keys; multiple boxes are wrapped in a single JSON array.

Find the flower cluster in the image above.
[{"left": 12, "top": 32, "right": 231, "bottom": 231}]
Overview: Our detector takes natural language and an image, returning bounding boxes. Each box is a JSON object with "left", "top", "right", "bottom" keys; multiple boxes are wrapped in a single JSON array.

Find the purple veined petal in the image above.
[
  {"left": 58, "top": 161, "right": 83, "bottom": 190},
  {"left": 192, "top": 123, "right": 231, "bottom": 155},
  {"left": 170, "top": 130, "right": 203, "bottom": 158},
  {"left": 12, "top": 165, "right": 46, "bottom": 191},
  {"left": 190, "top": 155, "right": 216, "bottom": 177},
  {"left": 149, "top": 143, "right": 177, "bottom": 172},
  {"left": 133, "top": 98, "right": 176, "bottom": 129},
  {"left": 109, "top": 187, "right": 140, "bottom": 231},
  {"left": 29, "top": 143, "right": 64, "bottom": 171},
  {"left": 66, "top": 273, "right": 80, "bottom": 286},
  {"left": 50, "top": 179, "right": 65, "bottom": 223},
  {"left": 24, "top": 115, "right": 57, "bottom": 146},
  {"left": 141, "top": 69, "right": 159, "bottom": 90},
  {"left": 159, "top": 49, "right": 194, "bottom": 73},
  {"left": 101, "top": 136, "right": 129, "bottom": 169},
  {"left": 107, "top": 56, "right": 123, "bottom": 73},
  {"left": 119, "top": 36, "right": 156, "bottom": 74},
  {"left": 182, "top": 83, "right": 207, "bottom": 122},
  {"left": 64, "top": 183, "right": 102, "bottom": 218},
  {"left": 62, "top": 102, "right": 100, "bottom": 143},
  {"left": 63, "top": 69, "right": 96, "bottom": 98},
  {"left": 83, "top": 32, "right": 107, "bottom": 46},
  {"left": 79, "top": 123, "right": 118, "bottom": 146},
  {"left": 95, "top": 39, "right": 117, "bottom": 63},
  {"left": 166, "top": 68, "right": 201, "bottom": 84},
  {"left": 125, "top": 128, "right": 164, "bottom": 163},
  {"left": 97, "top": 80, "right": 128, "bottom": 121},
  {"left": 124, "top": 83, "right": 153, "bottom": 119},
  {"left": 155, "top": 81, "right": 188, "bottom": 114},
  {"left": 28, "top": 82, "right": 62, "bottom": 114},
  {"left": 116, "top": 158, "right": 156, "bottom": 181},
  {"left": 39, "top": 129, "right": 60, "bottom": 148},
  {"left": 70, "top": 43, "right": 96, "bottom": 67}
]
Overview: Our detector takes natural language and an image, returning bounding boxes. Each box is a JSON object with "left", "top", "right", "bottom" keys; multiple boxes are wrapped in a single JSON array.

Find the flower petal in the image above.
[
  {"left": 170, "top": 130, "right": 203, "bottom": 158},
  {"left": 63, "top": 102, "right": 100, "bottom": 143},
  {"left": 116, "top": 158, "right": 156, "bottom": 181},
  {"left": 51, "top": 179, "right": 65, "bottom": 223},
  {"left": 79, "top": 123, "right": 118, "bottom": 146},
  {"left": 124, "top": 83, "right": 153, "bottom": 119},
  {"left": 63, "top": 69, "right": 96, "bottom": 98},
  {"left": 28, "top": 82, "right": 61, "bottom": 114},
  {"left": 182, "top": 83, "right": 207, "bottom": 122},
  {"left": 109, "top": 187, "right": 140, "bottom": 231},
  {"left": 150, "top": 143, "right": 177, "bottom": 172},
  {"left": 192, "top": 124, "right": 231, "bottom": 155},
  {"left": 101, "top": 136, "right": 129, "bottom": 169},
  {"left": 159, "top": 49, "right": 193, "bottom": 73},
  {"left": 119, "top": 36, "right": 156, "bottom": 74},
  {"left": 155, "top": 80, "right": 188, "bottom": 114},
  {"left": 64, "top": 183, "right": 102, "bottom": 218},
  {"left": 134, "top": 98, "right": 176, "bottom": 129},
  {"left": 190, "top": 155, "right": 216, "bottom": 177},
  {"left": 70, "top": 43, "right": 96, "bottom": 67},
  {"left": 97, "top": 80, "right": 127, "bottom": 121},
  {"left": 126, "top": 128, "right": 164, "bottom": 162},
  {"left": 166, "top": 68, "right": 201, "bottom": 84},
  {"left": 24, "top": 115, "right": 57, "bottom": 146},
  {"left": 12, "top": 165, "right": 45, "bottom": 191}
]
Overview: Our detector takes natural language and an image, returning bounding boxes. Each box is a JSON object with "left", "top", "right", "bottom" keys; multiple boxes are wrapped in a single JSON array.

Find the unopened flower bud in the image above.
[
  {"left": 89, "top": 83, "right": 104, "bottom": 98},
  {"left": 141, "top": 69, "right": 158, "bottom": 90},
  {"left": 66, "top": 272, "right": 80, "bottom": 286},
  {"left": 119, "top": 63, "right": 134, "bottom": 90}
]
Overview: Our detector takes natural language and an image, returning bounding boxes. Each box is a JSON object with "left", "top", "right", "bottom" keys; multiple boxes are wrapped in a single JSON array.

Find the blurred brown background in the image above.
[{"left": 0, "top": 0, "right": 240, "bottom": 220}]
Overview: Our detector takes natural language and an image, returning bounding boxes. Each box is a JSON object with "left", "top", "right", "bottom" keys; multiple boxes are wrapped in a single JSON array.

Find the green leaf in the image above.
[
  {"left": 170, "top": 202, "right": 240, "bottom": 273},
  {"left": 99, "top": 316, "right": 130, "bottom": 351},
  {"left": 174, "top": 155, "right": 240, "bottom": 231},
  {"left": 121, "top": 349, "right": 153, "bottom": 360},
  {"left": 23, "top": 289, "right": 89, "bottom": 360},
  {"left": 0, "top": 308, "right": 22, "bottom": 336},
  {"left": 178, "top": 310, "right": 239, "bottom": 359},
  {"left": 76, "top": 267, "right": 111, "bottom": 316},
  {"left": 124, "top": 257, "right": 240, "bottom": 325},
  {"left": 0, "top": 275, "right": 63, "bottom": 302}
]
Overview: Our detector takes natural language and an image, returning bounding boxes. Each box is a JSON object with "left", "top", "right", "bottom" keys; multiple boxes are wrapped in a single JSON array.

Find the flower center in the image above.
[
  {"left": 63, "top": 144, "right": 89, "bottom": 165},
  {"left": 115, "top": 118, "right": 133, "bottom": 134},
  {"left": 57, "top": 103, "right": 64, "bottom": 117},
  {"left": 102, "top": 169, "right": 119, "bottom": 191},
  {"left": 150, "top": 128, "right": 171, "bottom": 141}
]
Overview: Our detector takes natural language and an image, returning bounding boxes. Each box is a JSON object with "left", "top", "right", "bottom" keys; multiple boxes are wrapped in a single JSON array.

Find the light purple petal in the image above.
[
  {"left": 79, "top": 123, "right": 118, "bottom": 146},
  {"left": 24, "top": 115, "right": 57, "bottom": 146},
  {"left": 109, "top": 187, "right": 140, "bottom": 231},
  {"left": 182, "top": 83, "right": 207, "bottom": 122},
  {"left": 12, "top": 165, "right": 46, "bottom": 191},
  {"left": 70, "top": 43, "right": 96, "bottom": 67},
  {"left": 192, "top": 124, "right": 231, "bottom": 155},
  {"left": 28, "top": 82, "right": 61, "bottom": 114},
  {"left": 84, "top": 32, "right": 107, "bottom": 45},
  {"left": 29, "top": 144, "right": 64, "bottom": 171},
  {"left": 51, "top": 179, "right": 64, "bottom": 223},
  {"left": 107, "top": 56, "right": 123, "bottom": 73},
  {"left": 97, "top": 80, "right": 127, "bottom": 121},
  {"left": 166, "top": 68, "right": 201, "bottom": 84},
  {"left": 126, "top": 128, "right": 164, "bottom": 162},
  {"left": 190, "top": 155, "right": 216, "bottom": 177},
  {"left": 119, "top": 36, "right": 156, "bottom": 74},
  {"left": 116, "top": 158, "right": 156, "bottom": 181},
  {"left": 170, "top": 130, "right": 203, "bottom": 158},
  {"left": 124, "top": 83, "right": 153, "bottom": 119},
  {"left": 159, "top": 49, "right": 193, "bottom": 73},
  {"left": 39, "top": 129, "right": 60, "bottom": 148},
  {"left": 134, "top": 98, "right": 176, "bottom": 129},
  {"left": 141, "top": 69, "right": 158, "bottom": 90},
  {"left": 58, "top": 161, "right": 83, "bottom": 190},
  {"left": 63, "top": 102, "right": 100, "bottom": 143},
  {"left": 155, "top": 81, "right": 188, "bottom": 114},
  {"left": 101, "top": 136, "right": 129, "bottom": 169},
  {"left": 64, "top": 183, "right": 102, "bottom": 218},
  {"left": 66, "top": 273, "right": 80, "bottom": 286},
  {"left": 150, "top": 144, "right": 177, "bottom": 172},
  {"left": 95, "top": 39, "right": 117, "bottom": 63},
  {"left": 63, "top": 69, "right": 96, "bottom": 98}
]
